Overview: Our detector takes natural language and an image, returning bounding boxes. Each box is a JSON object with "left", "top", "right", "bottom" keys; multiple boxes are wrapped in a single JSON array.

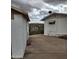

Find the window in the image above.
[{"left": 49, "top": 21, "right": 55, "bottom": 24}]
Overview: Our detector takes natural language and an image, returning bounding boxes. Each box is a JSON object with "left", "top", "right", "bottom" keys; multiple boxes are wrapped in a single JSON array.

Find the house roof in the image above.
[
  {"left": 11, "top": 5, "right": 30, "bottom": 21},
  {"left": 41, "top": 13, "right": 67, "bottom": 21},
  {"left": 29, "top": 21, "right": 44, "bottom": 24}
]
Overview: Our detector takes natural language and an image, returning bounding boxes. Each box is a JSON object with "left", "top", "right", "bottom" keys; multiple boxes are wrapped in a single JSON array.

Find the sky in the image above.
[{"left": 11, "top": 0, "right": 67, "bottom": 21}]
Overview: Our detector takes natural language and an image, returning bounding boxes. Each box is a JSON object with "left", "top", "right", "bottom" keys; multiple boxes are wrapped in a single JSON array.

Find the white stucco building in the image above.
[
  {"left": 42, "top": 13, "right": 67, "bottom": 36},
  {"left": 11, "top": 6, "right": 30, "bottom": 58}
]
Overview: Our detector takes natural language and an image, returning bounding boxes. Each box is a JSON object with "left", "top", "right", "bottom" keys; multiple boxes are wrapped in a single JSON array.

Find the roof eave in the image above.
[
  {"left": 41, "top": 13, "right": 67, "bottom": 21},
  {"left": 11, "top": 6, "right": 30, "bottom": 21}
]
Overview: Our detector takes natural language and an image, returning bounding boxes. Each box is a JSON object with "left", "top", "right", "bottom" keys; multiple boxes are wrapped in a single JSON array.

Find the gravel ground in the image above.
[{"left": 23, "top": 34, "right": 67, "bottom": 59}]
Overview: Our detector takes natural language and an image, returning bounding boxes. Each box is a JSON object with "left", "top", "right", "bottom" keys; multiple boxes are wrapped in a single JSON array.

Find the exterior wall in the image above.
[
  {"left": 26, "top": 22, "right": 29, "bottom": 39},
  {"left": 11, "top": 14, "right": 28, "bottom": 58},
  {"left": 44, "top": 15, "right": 67, "bottom": 36},
  {"left": 56, "top": 15, "right": 67, "bottom": 36},
  {"left": 44, "top": 16, "right": 56, "bottom": 36}
]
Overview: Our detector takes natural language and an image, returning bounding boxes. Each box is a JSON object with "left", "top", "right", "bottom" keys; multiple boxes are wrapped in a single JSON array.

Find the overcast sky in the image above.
[{"left": 11, "top": 0, "right": 67, "bottom": 21}]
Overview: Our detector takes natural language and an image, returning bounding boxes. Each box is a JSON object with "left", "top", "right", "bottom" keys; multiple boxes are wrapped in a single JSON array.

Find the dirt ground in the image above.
[{"left": 23, "top": 34, "right": 67, "bottom": 59}]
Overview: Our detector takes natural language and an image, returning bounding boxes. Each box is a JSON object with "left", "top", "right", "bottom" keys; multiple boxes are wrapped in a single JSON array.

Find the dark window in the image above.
[{"left": 49, "top": 21, "right": 55, "bottom": 24}]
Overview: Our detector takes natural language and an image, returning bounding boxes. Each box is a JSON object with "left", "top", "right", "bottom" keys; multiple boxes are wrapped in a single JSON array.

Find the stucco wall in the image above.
[
  {"left": 44, "top": 15, "right": 67, "bottom": 36},
  {"left": 56, "top": 15, "right": 67, "bottom": 35},
  {"left": 11, "top": 14, "right": 28, "bottom": 58},
  {"left": 26, "top": 22, "right": 29, "bottom": 39}
]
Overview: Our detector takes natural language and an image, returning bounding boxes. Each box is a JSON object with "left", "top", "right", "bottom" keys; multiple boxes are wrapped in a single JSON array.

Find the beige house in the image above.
[
  {"left": 11, "top": 6, "right": 30, "bottom": 58},
  {"left": 42, "top": 13, "right": 67, "bottom": 36}
]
